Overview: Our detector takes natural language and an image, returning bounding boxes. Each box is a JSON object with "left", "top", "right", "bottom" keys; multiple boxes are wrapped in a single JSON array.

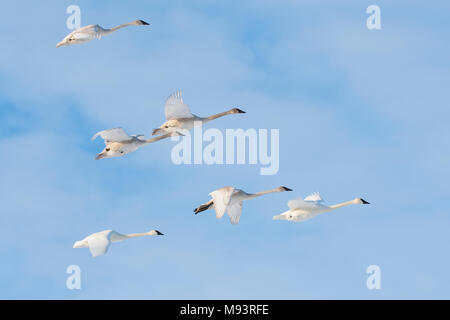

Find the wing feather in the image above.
[
  {"left": 131, "top": 134, "right": 146, "bottom": 141},
  {"left": 287, "top": 198, "right": 320, "bottom": 210},
  {"left": 91, "top": 127, "right": 132, "bottom": 143},
  {"left": 209, "top": 187, "right": 234, "bottom": 219},
  {"left": 75, "top": 24, "right": 99, "bottom": 33},
  {"left": 88, "top": 236, "right": 111, "bottom": 257},
  {"left": 227, "top": 201, "right": 243, "bottom": 225},
  {"left": 165, "top": 91, "right": 194, "bottom": 120},
  {"left": 304, "top": 192, "right": 324, "bottom": 202}
]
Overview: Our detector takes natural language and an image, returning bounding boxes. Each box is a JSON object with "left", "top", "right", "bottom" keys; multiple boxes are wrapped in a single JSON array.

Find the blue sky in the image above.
[{"left": 0, "top": 0, "right": 449, "bottom": 299}]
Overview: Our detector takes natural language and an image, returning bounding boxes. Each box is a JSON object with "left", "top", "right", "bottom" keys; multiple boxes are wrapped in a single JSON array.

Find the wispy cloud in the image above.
[{"left": 0, "top": 0, "right": 449, "bottom": 299}]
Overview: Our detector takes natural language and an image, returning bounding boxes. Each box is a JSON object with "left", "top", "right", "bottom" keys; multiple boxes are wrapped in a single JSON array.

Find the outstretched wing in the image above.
[
  {"left": 227, "top": 201, "right": 243, "bottom": 225},
  {"left": 209, "top": 187, "right": 235, "bottom": 219},
  {"left": 70, "top": 24, "right": 100, "bottom": 40},
  {"left": 76, "top": 24, "right": 100, "bottom": 34},
  {"left": 287, "top": 198, "right": 321, "bottom": 210},
  {"left": 88, "top": 236, "right": 111, "bottom": 257},
  {"left": 304, "top": 192, "right": 324, "bottom": 203},
  {"left": 165, "top": 91, "right": 194, "bottom": 120},
  {"left": 131, "top": 134, "right": 146, "bottom": 141},
  {"left": 91, "top": 127, "right": 132, "bottom": 143}
]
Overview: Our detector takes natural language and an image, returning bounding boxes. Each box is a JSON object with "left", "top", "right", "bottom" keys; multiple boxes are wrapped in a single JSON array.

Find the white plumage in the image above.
[
  {"left": 91, "top": 127, "right": 177, "bottom": 159},
  {"left": 152, "top": 91, "right": 246, "bottom": 136},
  {"left": 165, "top": 91, "right": 195, "bottom": 120},
  {"left": 194, "top": 186, "right": 292, "bottom": 225},
  {"left": 56, "top": 20, "right": 150, "bottom": 48},
  {"left": 274, "top": 193, "right": 370, "bottom": 223},
  {"left": 91, "top": 127, "right": 134, "bottom": 143},
  {"left": 73, "top": 229, "right": 163, "bottom": 257}
]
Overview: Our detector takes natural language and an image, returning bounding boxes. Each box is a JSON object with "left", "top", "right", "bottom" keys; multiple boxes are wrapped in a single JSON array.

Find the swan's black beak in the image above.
[
  {"left": 155, "top": 230, "right": 164, "bottom": 235},
  {"left": 194, "top": 207, "right": 202, "bottom": 215},
  {"left": 361, "top": 199, "right": 370, "bottom": 204},
  {"left": 194, "top": 202, "right": 213, "bottom": 214},
  {"left": 138, "top": 20, "right": 150, "bottom": 25},
  {"left": 281, "top": 186, "right": 293, "bottom": 191},
  {"left": 233, "top": 108, "right": 246, "bottom": 114}
]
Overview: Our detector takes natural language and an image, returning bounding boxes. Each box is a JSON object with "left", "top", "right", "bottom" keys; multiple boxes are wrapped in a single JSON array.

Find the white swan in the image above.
[
  {"left": 56, "top": 19, "right": 149, "bottom": 48},
  {"left": 152, "top": 91, "right": 245, "bottom": 135},
  {"left": 194, "top": 186, "right": 292, "bottom": 225},
  {"left": 73, "top": 229, "right": 163, "bottom": 257},
  {"left": 273, "top": 192, "right": 370, "bottom": 222},
  {"left": 92, "top": 127, "right": 179, "bottom": 160}
]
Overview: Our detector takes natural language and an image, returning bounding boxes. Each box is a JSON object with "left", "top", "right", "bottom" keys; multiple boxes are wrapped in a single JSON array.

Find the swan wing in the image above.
[
  {"left": 87, "top": 236, "right": 111, "bottom": 257},
  {"left": 69, "top": 25, "right": 101, "bottom": 40},
  {"left": 109, "top": 231, "right": 127, "bottom": 242},
  {"left": 209, "top": 187, "right": 234, "bottom": 219},
  {"left": 227, "top": 201, "right": 243, "bottom": 225},
  {"left": 287, "top": 198, "right": 320, "bottom": 210},
  {"left": 76, "top": 24, "right": 99, "bottom": 33},
  {"left": 91, "top": 127, "right": 132, "bottom": 143},
  {"left": 131, "top": 134, "right": 146, "bottom": 141},
  {"left": 165, "top": 91, "right": 194, "bottom": 120},
  {"left": 75, "top": 24, "right": 100, "bottom": 34},
  {"left": 304, "top": 192, "right": 324, "bottom": 202}
]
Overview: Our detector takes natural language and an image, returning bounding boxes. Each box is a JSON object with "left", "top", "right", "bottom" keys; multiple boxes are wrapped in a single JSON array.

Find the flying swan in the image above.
[
  {"left": 273, "top": 192, "right": 370, "bottom": 222},
  {"left": 56, "top": 19, "right": 149, "bottom": 48},
  {"left": 152, "top": 91, "right": 245, "bottom": 135},
  {"left": 73, "top": 229, "right": 164, "bottom": 257},
  {"left": 194, "top": 186, "right": 293, "bottom": 225},
  {"left": 92, "top": 127, "right": 179, "bottom": 160}
]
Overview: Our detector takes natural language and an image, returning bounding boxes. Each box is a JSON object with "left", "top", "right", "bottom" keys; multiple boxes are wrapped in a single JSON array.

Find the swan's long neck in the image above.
[
  {"left": 111, "top": 231, "right": 155, "bottom": 242},
  {"left": 103, "top": 22, "right": 135, "bottom": 35},
  {"left": 142, "top": 133, "right": 172, "bottom": 145},
  {"left": 125, "top": 232, "right": 153, "bottom": 239},
  {"left": 246, "top": 188, "right": 280, "bottom": 200},
  {"left": 203, "top": 110, "right": 233, "bottom": 123},
  {"left": 328, "top": 200, "right": 355, "bottom": 210}
]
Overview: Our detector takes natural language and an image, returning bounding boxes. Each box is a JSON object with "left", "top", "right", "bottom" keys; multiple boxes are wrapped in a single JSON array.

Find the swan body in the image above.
[
  {"left": 92, "top": 127, "right": 178, "bottom": 159},
  {"left": 194, "top": 186, "right": 292, "bottom": 225},
  {"left": 73, "top": 229, "right": 163, "bottom": 257},
  {"left": 273, "top": 192, "right": 370, "bottom": 222},
  {"left": 56, "top": 19, "right": 149, "bottom": 48},
  {"left": 152, "top": 91, "right": 245, "bottom": 135}
]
